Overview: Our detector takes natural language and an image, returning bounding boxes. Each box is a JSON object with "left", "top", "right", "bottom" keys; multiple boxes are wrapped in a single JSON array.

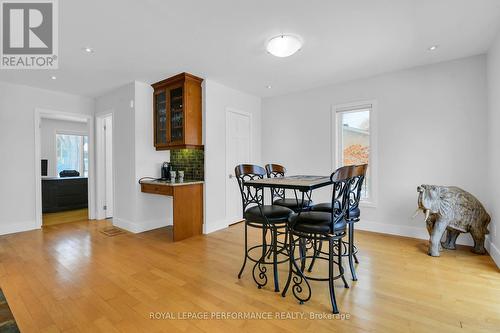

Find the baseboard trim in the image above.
[
  {"left": 0, "top": 220, "right": 39, "bottom": 236},
  {"left": 356, "top": 219, "right": 474, "bottom": 246},
  {"left": 485, "top": 238, "right": 500, "bottom": 268},
  {"left": 350, "top": 219, "right": 500, "bottom": 268},
  {"left": 204, "top": 219, "right": 230, "bottom": 234},
  {"left": 113, "top": 217, "right": 171, "bottom": 234}
]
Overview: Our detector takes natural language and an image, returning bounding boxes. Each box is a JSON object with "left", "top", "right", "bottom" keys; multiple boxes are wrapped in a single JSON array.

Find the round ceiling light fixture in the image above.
[{"left": 266, "top": 34, "right": 302, "bottom": 57}]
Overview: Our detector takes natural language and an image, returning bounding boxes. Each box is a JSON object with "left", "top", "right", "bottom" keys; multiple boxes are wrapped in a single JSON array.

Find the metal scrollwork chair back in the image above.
[
  {"left": 330, "top": 165, "right": 356, "bottom": 234},
  {"left": 265, "top": 164, "right": 286, "bottom": 202},
  {"left": 235, "top": 164, "right": 266, "bottom": 214},
  {"left": 347, "top": 164, "right": 368, "bottom": 220}
]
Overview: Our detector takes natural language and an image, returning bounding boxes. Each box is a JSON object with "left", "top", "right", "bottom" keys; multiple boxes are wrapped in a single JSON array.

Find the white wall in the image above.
[
  {"left": 204, "top": 80, "right": 262, "bottom": 233},
  {"left": 262, "top": 55, "right": 488, "bottom": 246},
  {"left": 40, "top": 118, "right": 88, "bottom": 177},
  {"left": 0, "top": 82, "right": 94, "bottom": 235},
  {"left": 133, "top": 81, "right": 172, "bottom": 230},
  {"left": 95, "top": 82, "right": 136, "bottom": 227},
  {"left": 96, "top": 79, "right": 262, "bottom": 235},
  {"left": 487, "top": 32, "right": 500, "bottom": 266},
  {"left": 95, "top": 81, "right": 170, "bottom": 233}
]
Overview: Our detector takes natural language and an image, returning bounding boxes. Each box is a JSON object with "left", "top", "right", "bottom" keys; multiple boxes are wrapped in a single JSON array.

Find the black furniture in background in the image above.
[
  {"left": 41, "top": 159, "right": 48, "bottom": 176},
  {"left": 42, "top": 177, "right": 88, "bottom": 213},
  {"left": 59, "top": 170, "right": 80, "bottom": 177}
]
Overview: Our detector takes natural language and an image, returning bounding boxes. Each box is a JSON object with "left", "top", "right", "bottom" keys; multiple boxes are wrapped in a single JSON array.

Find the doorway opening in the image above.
[{"left": 34, "top": 109, "right": 95, "bottom": 227}]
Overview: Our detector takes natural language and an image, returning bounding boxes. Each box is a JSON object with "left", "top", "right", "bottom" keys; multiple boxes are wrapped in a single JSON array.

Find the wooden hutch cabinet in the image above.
[{"left": 152, "top": 72, "right": 203, "bottom": 150}]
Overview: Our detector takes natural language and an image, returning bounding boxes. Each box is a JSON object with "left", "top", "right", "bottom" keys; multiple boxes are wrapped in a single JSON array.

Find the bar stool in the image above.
[
  {"left": 235, "top": 164, "right": 293, "bottom": 292},
  {"left": 282, "top": 165, "right": 354, "bottom": 314},
  {"left": 310, "top": 164, "right": 367, "bottom": 280},
  {"left": 265, "top": 164, "right": 313, "bottom": 212}
]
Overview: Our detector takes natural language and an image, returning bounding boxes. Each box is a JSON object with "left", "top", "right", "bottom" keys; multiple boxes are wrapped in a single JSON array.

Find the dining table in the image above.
[
  {"left": 244, "top": 175, "right": 332, "bottom": 211},
  {"left": 242, "top": 175, "right": 333, "bottom": 291}
]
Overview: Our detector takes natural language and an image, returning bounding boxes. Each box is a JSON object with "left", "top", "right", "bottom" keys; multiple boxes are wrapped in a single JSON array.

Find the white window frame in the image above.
[
  {"left": 331, "top": 100, "right": 378, "bottom": 207},
  {"left": 55, "top": 130, "right": 89, "bottom": 177}
]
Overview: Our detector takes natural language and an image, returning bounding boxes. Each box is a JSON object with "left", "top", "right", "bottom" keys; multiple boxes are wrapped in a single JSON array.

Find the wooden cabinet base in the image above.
[
  {"left": 172, "top": 184, "right": 203, "bottom": 241},
  {"left": 141, "top": 182, "right": 203, "bottom": 241}
]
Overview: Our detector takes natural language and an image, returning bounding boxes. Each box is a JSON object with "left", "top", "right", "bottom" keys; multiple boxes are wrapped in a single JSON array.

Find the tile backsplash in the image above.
[{"left": 170, "top": 149, "right": 204, "bottom": 181}]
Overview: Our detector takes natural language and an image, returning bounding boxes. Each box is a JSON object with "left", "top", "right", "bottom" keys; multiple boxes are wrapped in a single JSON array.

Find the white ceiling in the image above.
[{"left": 1, "top": 0, "right": 500, "bottom": 98}]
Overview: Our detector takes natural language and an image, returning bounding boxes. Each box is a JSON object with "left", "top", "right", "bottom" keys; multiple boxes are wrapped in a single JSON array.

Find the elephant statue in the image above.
[{"left": 416, "top": 185, "right": 490, "bottom": 257}]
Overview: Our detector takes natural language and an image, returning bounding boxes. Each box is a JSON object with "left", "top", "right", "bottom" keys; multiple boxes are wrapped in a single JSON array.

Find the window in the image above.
[
  {"left": 335, "top": 103, "right": 373, "bottom": 202},
  {"left": 56, "top": 134, "right": 89, "bottom": 177}
]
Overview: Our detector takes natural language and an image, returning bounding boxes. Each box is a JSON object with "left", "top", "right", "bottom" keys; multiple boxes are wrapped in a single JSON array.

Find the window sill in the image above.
[{"left": 360, "top": 201, "right": 376, "bottom": 208}]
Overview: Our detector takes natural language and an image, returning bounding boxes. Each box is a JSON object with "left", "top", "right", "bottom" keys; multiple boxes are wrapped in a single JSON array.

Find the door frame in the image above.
[
  {"left": 34, "top": 108, "right": 95, "bottom": 228},
  {"left": 225, "top": 107, "right": 252, "bottom": 225},
  {"left": 95, "top": 111, "right": 114, "bottom": 220}
]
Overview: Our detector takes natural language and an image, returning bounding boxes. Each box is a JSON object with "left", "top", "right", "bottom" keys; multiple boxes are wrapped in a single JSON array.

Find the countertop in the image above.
[
  {"left": 42, "top": 176, "right": 88, "bottom": 181},
  {"left": 139, "top": 179, "right": 204, "bottom": 187}
]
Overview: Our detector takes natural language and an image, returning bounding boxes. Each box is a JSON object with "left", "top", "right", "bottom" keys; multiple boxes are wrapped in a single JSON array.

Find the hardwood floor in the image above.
[
  {"left": 42, "top": 209, "right": 89, "bottom": 226},
  {"left": 0, "top": 220, "right": 499, "bottom": 332}
]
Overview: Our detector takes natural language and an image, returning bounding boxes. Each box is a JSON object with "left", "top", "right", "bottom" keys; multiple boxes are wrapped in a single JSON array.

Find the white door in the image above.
[
  {"left": 104, "top": 116, "right": 113, "bottom": 218},
  {"left": 226, "top": 109, "right": 251, "bottom": 224}
]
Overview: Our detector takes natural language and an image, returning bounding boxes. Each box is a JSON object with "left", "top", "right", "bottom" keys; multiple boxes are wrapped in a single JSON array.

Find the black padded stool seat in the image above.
[
  {"left": 311, "top": 203, "right": 360, "bottom": 220},
  {"left": 245, "top": 205, "right": 293, "bottom": 223},
  {"left": 289, "top": 211, "right": 347, "bottom": 234},
  {"left": 274, "top": 198, "right": 313, "bottom": 210}
]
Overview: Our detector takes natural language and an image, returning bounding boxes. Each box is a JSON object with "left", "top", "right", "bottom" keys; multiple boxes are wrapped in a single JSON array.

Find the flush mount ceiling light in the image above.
[
  {"left": 266, "top": 34, "right": 302, "bottom": 57},
  {"left": 266, "top": 85, "right": 272, "bottom": 89},
  {"left": 50, "top": 76, "right": 57, "bottom": 80},
  {"left": 82, "top": 47, "right": 94, "bottom": 53},
  {"left": 428, "top": 45, "right": 438, "bottom": 51}
]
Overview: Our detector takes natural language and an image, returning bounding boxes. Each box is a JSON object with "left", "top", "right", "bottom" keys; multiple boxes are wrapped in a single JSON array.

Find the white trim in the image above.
[
  {"left": 357, "top": 219, "right": 475, "bottom": 246},
  {"left": 358, "top": 219, "right": 499, "bottom": 268},
  {"left": 113, "top": 217, "right": 171, "bottom": 234},
  {"left": 204, "top": 219, "right": 232, "bottom": 234},
  {"left": 224, "top": 107, "right": 252, "bottom": 230},
  {"left": 485, "top": 239, "right": 500, "bottom": 268},
  {"left": 34, "top": 108, "right": 95, "bottom": 229},
  {"left": 0, "top": 220, "right": 38, "bottom": 235},
  {"left": 357, "top": 219, "right": 430, "bottom": 241},
  {"left": 95, "top": 111, "right": 114, "bottom": 220},
  {"left": 55, "top": 129, "right": 87, "bottom": 136},
  {"left": 331, "top": 99, "right": 378, "bottom": 207}
]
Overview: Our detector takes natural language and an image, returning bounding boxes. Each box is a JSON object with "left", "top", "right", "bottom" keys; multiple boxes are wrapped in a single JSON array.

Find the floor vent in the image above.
[{"left": 100, "top": 227, "right": 126, "bottom": 237}]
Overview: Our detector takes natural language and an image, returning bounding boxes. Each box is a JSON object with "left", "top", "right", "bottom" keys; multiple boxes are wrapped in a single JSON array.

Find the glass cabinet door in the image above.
[
  {"left": 169, "top": 86, "right": 184, "bottom": 143},
  {"left": 155, "top": 91, "right": 167, "bottom": 145}
]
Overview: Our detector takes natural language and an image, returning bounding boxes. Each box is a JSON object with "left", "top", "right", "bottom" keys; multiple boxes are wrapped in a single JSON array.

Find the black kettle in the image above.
[{"left": 161, "top": 162, "right": 171, "bottom": 180}]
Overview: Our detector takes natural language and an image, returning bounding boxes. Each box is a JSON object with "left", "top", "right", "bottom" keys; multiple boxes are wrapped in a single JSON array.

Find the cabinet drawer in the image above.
[{"left": 141, "top": 183, "right": 173, "bottom": 196}]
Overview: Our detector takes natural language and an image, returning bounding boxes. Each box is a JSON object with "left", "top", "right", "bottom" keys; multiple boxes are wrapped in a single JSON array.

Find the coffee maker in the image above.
[{"left": 161, "top": 162, "right": 171, "bottom": 180}]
